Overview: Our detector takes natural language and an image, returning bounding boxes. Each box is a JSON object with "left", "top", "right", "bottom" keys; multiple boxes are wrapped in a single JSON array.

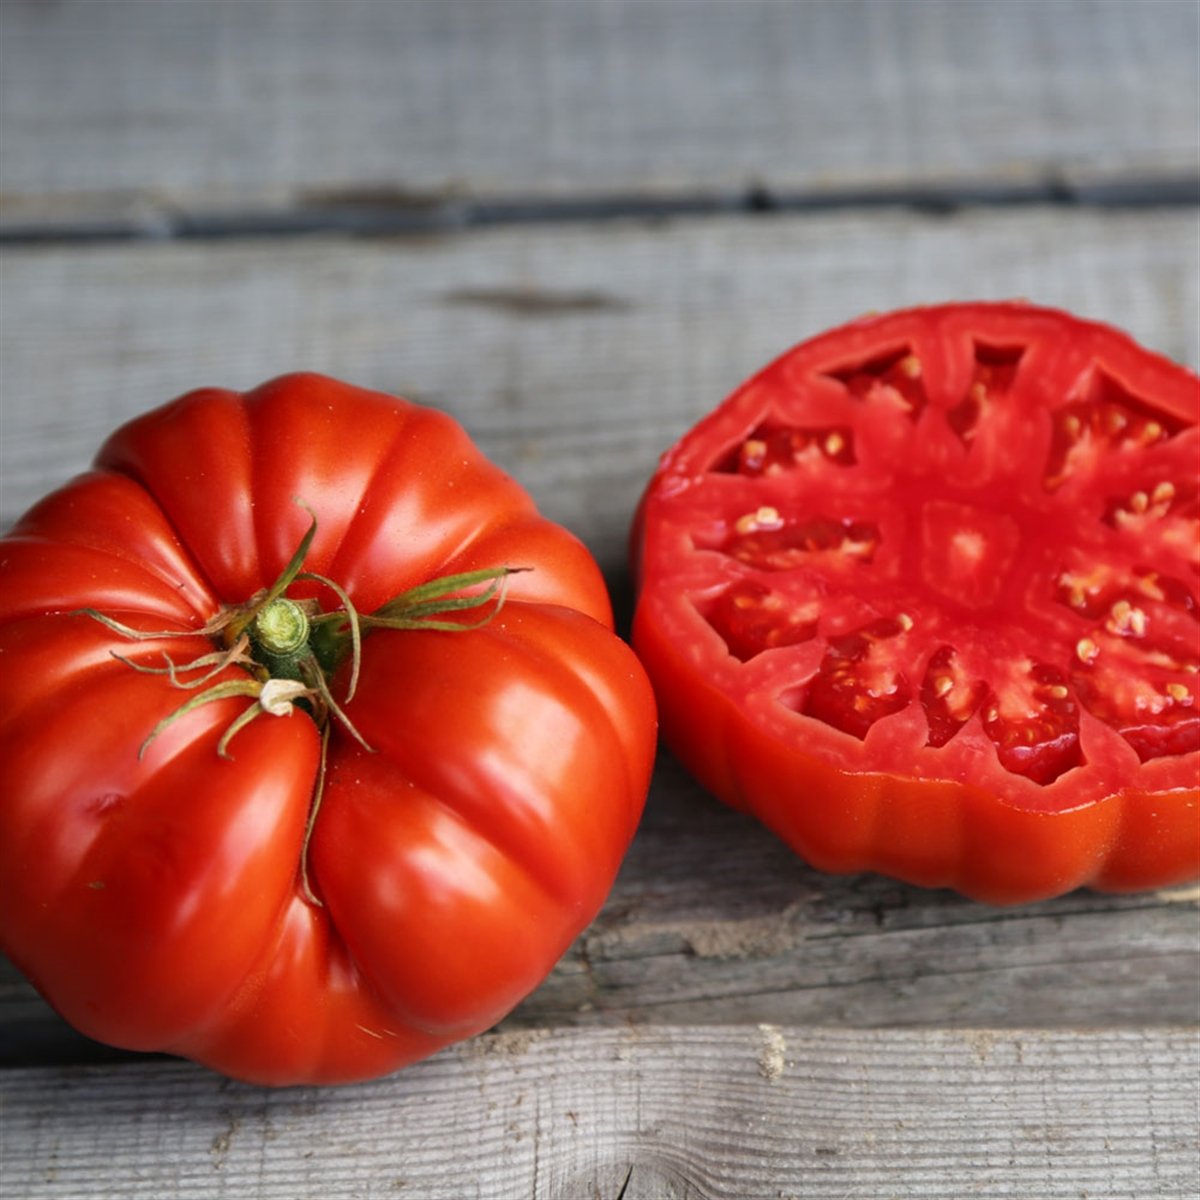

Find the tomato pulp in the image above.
[
  {"left": 631, "top": 303, "right": 1199, "bottom": 903},
  {"left": 0, "top": 374, "right": 656, "bottom": 1084}
]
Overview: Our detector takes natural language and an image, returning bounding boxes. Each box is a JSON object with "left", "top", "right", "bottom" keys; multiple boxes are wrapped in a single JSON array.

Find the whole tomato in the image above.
[
  {"left": 0, "top": 374, "right": 656, "bottom": 1085},
  {"left": 631, "top": 303, "right": 1199, "bottom": 904}
]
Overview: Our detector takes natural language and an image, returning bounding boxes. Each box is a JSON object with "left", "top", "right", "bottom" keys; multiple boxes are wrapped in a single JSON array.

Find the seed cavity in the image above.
[
  {"left": 822, "top": 344, "right": 928, "bottom": 423},
  {"left": 799, "top": 616, "right": 913, "bottom": 740},
  {"left": 723, "top": 515, "right": 881, "bottom": 571},
  {"left": 946, "top": 341, "right": 1026, "bottom": 447},
  {"left": 980, "top": 660, "right": 1082, "bottom": 785},
  {"left": 1106, "top": 599, "right": 1149, "bottom": 638},
  {"left": 700, "top": 580, "right": 820, "bottom": 662},
  {"left": 1107, "top": 478, "right": 1188, "bottom": 532},
  {"left": 1043, "top": 366, "right": 1183, "bottom": 491},
  {"left": 734, "top": 506, "right": 784, "bottom": 535},
  {"left": 716, "top": 424, "right": 857, "bottom": 475},
  {"left": 920, "top": 645, "right": 984, "bottom": 748}
]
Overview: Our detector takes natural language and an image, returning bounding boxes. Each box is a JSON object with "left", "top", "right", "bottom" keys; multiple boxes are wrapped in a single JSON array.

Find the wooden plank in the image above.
[
  {"left": 512, "top": 762, "right": 1200, "bottom": 1032},
  {"left": 1, "top": 1026, "right": 1197, "bottom": 1200},
  {"left": 2, "top": 205, "right": 1197, "bottom": 560},
  {"left": 0, "top": 0, "right": 1196, "bottom": 231}
]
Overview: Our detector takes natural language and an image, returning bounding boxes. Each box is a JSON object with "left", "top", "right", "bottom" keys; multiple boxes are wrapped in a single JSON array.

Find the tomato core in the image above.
[{"left": 918, "top": 500, "right": 1021, "bottom": 611}]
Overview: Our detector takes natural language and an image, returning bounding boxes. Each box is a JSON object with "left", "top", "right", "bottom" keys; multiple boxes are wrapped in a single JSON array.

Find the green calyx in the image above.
[{"left": 80, "top": 506, "right": 522, "bottom": 761}]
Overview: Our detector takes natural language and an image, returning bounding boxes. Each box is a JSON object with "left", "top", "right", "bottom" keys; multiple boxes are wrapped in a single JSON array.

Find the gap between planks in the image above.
[{"left": 2, "top": 173, "right": 1198, "bottom": 246}]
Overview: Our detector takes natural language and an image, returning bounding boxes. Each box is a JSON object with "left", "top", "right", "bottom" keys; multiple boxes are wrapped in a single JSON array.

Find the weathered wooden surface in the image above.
[
  {"left": 2, "top": 201, "right": 1198, "bottom": 1194},
  {"left": 0, "top": 0, "right": 1197, "bottom": 235},
  {"left": 2, "top": 206, "right": 1197, "bottom": 550},
  {"left": 517, "top": 761, "right": 1200, "bottom": 1031},
  {"left": 2, "top": 0, "right": 1198, "bottom": 1196},
  {"left": 3, "top": 1026, "right": 1198, "bottom": 1200}
]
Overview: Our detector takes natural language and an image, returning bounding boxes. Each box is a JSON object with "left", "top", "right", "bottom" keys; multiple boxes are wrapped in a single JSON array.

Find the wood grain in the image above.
[
  {"left": 2, "top": 2, "right": 1198, "bottom": 1195},
  {"left": 1, "top": 0, "right": 1196, "bottom": 233},
  {"left": 509, "top": 758, "right": 1200, "bottom": 1031},
  {"left": 2, "top": 1025, "right": 1197, "bottom": 1199},
  {"left": 3, "top": 205, "right": 1197, "bottom": 562}
]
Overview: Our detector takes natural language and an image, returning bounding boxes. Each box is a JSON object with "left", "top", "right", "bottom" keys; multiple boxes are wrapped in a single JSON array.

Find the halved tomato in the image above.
[{"left": 631, "top": 303, "right": 1199, "bottom": 903}]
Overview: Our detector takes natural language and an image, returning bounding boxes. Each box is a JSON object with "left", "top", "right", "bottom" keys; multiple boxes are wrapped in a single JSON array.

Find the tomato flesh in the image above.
[{"left": 633, "top": 303, "right": 1199, "bottom": 901}]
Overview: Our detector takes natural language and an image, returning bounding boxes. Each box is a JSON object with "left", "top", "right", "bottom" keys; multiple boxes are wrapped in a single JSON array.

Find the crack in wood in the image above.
[
  {"left": 2, "top": 175, "right": 1197, "bottom": 246},
  {"left": 614, "top": 1163, "right": 635, "bottom": 1200}
]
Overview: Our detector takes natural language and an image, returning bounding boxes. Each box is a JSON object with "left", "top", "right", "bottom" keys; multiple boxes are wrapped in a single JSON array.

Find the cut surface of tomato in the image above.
[{"left": 632, "top": 303, "right": 1199, "bottom": 903}]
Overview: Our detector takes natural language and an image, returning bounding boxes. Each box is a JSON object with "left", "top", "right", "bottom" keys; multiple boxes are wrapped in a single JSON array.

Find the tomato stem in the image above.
[
  {"left": 366, "top": 566, "right": 526, "bottom": 632},
  {"left": 137, "top": 678, "right": 267, "bottom": 760},
  {"left": 253, "top": 599, "right": 310, "bottom": 657},
  {"left": 298, "top": 725, "right": 331, "bottom": 907},
  {"left": 298, "top": 570, "right": 363, "bottom": 700}
]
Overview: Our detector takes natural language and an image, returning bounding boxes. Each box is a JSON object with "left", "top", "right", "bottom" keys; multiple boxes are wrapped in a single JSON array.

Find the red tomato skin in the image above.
[
  {"left": 632, "top": 304, "right": 1199, "bottom": 904},
  {"left": 0, "top": 373, "right": 656, "bottom": 1084}
]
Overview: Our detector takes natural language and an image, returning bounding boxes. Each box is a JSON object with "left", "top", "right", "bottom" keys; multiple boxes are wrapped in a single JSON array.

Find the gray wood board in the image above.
[
  {"left": 3, "top": 205, "right": 1198, "bottom": 569},
  {"left": 2, "top": 1026, "right": 1197, "bottom": 1200},
  {"left": 1, "top": 0, "right": 1197, "bottom": 234}
]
